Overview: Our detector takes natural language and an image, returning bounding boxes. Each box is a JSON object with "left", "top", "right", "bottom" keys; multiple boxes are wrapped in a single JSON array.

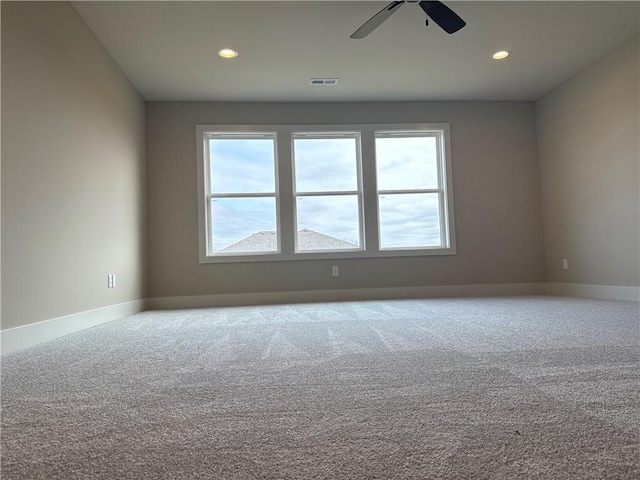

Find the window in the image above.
[
  {"left": 375, "top": 132, "right": 448, "bottom": 249},
  {"left": 202, "top": 133, "right": 279, "bottom": 255},
  {"left": 292, "top": 133, "right": 363, "bottom": 252},
  {"left": 196, "top": 124, "right": 455, "bottom": 263}
]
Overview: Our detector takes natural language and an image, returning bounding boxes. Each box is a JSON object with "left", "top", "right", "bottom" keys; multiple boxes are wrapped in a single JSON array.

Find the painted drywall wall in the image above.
[
  {"left": 537, "top": 36, "right": 640, "bottom": 287},
  {"left": 147, "top": 101, "right": 546, "bottom": 298},
  {"left": 1, "top": 2, "right": 146, "bottom": 330}
]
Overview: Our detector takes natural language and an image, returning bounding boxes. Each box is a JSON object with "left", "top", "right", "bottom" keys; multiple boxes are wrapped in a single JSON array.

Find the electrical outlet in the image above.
[
  {"left": 332, "top": 266, "right": 339, "bottom": 277},
  {"left": 562, "top": 259, "right": 568, "bottom": 270}
]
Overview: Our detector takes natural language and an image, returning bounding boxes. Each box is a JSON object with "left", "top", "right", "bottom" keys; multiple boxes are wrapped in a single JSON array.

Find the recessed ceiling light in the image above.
[
  {"left": 492, "top": 50, "right": 509, "bottom": 60},
  {"left": 218, "top": 48, "right": 238, "bottom": 59}
]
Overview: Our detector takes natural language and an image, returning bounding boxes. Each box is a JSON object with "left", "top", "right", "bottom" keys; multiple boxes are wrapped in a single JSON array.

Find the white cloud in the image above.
[
  {"left": 379, "top": 193, "right": 441, "bottom": 248},
  {"left": 376, "top": 136, "right": 438, "bottom": 191},
  {"left": 209, "top": 139, "right": 275, "bottom": 194},
  {"left": 293, "top": 138, "right": 358, "bottom": 192},
  {"left": 211, "top": 197, "right": 276, "bottom": 251},
  {"left": 296, "top": 195, "right": 360, "bottom": 245}
]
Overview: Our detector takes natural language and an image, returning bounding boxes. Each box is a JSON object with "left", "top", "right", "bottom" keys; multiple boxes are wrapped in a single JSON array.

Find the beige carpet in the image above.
[{"left": 1, "top": 296, "right": 639, "bottom": 479}]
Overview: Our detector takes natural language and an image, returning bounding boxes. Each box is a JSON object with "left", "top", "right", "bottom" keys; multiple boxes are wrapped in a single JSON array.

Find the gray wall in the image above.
[
  {"left": 1, "top": 2, "right": 147, "bottom": 330},
  {"left": 536, "top": 36, "right": 640, "bottom": 287},
  {"left": 147, "top": 101, "right": 546, "bottom": 298}
]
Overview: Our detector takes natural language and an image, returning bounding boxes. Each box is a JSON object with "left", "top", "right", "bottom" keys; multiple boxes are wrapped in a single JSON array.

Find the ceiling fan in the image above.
[{"left": 351, "top": 0, "right": 466, "bottom": 39}]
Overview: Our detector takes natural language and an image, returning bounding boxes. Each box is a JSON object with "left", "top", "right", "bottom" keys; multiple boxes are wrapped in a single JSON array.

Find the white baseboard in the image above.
[
  {"left": 4, "top": 282, "right": 635, "bottom": 355},
  {"left": 547, "top": 282, "right": 640, "bottom": 302},
  {"left": 147, "top": 283, "right": 548, "bottom": 310},
  {"left": 1, "top": 299, "right": 146, "bottom": 356}
]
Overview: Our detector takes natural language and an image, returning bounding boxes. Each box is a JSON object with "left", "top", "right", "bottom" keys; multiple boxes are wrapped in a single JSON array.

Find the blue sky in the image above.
[{"left": 208, "top": 136, "right": 442, "bottom": 252}]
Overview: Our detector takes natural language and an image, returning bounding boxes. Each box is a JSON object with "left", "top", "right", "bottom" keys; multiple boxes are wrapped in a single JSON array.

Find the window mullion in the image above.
[
  {"left": 360, "top": 129, "right": 380, "bottom": 252},
  {"left": 276, "top": 130, "right": 295, "bottom": 255},
  {"left": 210, "top": 192, "right": 276, "bottom": 199},
  {"left": 439, "top": 190, "right": 447, "bottom": 247},
  {"left": 436, "top": 134, "right": 446, "bottom": 247},
  {"left": 294, "top": 190, "right": 359, "bottom": 197},
  {"left": 377, "top": 189, "right": 441, "bottom": 195}
]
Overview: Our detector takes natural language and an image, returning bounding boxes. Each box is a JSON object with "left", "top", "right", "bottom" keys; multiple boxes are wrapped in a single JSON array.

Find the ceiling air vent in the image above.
[{"left": 310, "top": 78, "right": 339, "bottom": 86}]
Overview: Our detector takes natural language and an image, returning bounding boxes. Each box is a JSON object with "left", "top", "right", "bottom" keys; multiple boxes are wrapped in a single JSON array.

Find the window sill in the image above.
[{"left": 199, "top": 247, "right": 457, "bottom": 264}]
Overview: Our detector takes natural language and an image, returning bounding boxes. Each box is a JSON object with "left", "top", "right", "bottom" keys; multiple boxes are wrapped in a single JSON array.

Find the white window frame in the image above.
[{"left": 196, "top": 123, "right": 456, "bottom": 264}]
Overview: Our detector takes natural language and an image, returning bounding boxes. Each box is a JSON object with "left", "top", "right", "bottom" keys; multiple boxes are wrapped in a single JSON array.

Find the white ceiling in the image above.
[{"left": 72, "top": 1, "right": 639, "bottom": 102}]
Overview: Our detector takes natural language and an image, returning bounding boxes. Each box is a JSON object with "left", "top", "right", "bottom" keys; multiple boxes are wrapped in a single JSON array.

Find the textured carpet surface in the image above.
[{"left": 1, "top": 296, "right": 639, "bottom": 479}]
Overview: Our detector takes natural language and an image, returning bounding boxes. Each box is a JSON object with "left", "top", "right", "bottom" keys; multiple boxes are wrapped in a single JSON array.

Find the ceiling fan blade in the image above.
[
  {"left": 350, "top": 1, "right": 405, "bottom": 39},
  {"left": 418, "top": 1, "right": 466, "bottom": 34}
]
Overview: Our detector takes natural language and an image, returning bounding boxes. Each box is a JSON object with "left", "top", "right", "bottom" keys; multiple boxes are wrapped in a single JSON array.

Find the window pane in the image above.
[
  {"left": 376, "top": 136, "right": 438, "bottom": 190},
  {"left": 209, "top": 138, "right": 276, "bottom": 194},
  {"left": 378, "top": 193, "right": 441, "bottom": 249},
  {"left": 296, "top": 195, "right": 360, "bottom": 251},
  {"left": 211, "top": 197, "right": 277, "bottom": 254},
  {"left": 293, "top": 137, "right": 358, "bottom": 192}
]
